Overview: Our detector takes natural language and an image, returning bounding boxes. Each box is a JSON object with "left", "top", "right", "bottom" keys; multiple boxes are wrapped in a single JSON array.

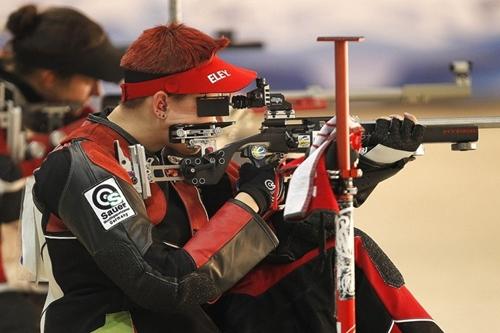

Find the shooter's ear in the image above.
[{"left": 152, "top": 91, "right": 168, "bottom": 119}]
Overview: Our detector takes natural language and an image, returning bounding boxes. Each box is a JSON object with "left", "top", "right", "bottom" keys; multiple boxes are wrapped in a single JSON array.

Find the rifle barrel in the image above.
[
  {"left": 362, "top": 116, "right": 500, "bottom": 143},
  {"left": 418, "top": 116, "right": 500, "bottom": 129}
]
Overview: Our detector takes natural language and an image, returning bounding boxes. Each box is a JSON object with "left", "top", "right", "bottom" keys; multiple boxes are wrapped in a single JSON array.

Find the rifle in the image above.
[
  {"left": 114, "top": 76, "right": 500, "bottom": 199},
  {"left": 0, "top": 82, "right": 26, "bottom": 163},
  {"left": 0, "top": 82, "right": 78, "bottom": 164},
  {"left": 261, "top": 115, "right": 500, "bottom": 152}
]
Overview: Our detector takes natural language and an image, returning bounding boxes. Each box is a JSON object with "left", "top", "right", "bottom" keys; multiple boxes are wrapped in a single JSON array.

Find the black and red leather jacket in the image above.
[{"left": 32, "top": 112, "right": 278, "bottom": 333}]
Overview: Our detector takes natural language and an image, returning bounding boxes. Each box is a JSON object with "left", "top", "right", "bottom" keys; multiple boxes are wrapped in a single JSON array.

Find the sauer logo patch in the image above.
[{"left": 84, "top": 178, "right": 136, "bottom": 230}]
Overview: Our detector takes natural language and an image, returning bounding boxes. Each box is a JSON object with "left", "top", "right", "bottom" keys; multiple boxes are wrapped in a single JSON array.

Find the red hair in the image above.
[{"left": 121, "top": 24, "right": 229, "bottom": 75}]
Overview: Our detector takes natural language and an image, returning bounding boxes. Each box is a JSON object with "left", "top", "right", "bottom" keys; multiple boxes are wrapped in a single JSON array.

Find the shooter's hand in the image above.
[
  {"left": 362, "top": 113, "right": 424, "bottom": 164},
  {"left": 235, "top": 163, "right": 279, "bottom": 214},
  {"left": 353, "top": 113, "right": 425, "bottom": 206}
]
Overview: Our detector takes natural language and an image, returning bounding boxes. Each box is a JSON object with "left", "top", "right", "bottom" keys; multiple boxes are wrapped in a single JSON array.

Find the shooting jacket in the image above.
[{"left": 31, "top": 112, "right": 278, "bottom": 333}]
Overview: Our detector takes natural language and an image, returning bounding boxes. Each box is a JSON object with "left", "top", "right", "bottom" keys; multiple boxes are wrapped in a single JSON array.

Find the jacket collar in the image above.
[{"left": 87, "top": 108, "right": 141, "bottom": 146}]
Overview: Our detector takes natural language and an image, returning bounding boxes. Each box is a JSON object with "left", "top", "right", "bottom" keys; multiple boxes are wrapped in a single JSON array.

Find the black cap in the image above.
[
  {"left": 14, "top": 37, "right": 124, "bottom": 83},
  {"left": 73, "top": 38, "right": 124, "bottom": 83}
]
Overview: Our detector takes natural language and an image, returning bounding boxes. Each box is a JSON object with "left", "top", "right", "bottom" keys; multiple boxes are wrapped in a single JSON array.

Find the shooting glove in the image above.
[
  {"left": 354, "top": 114, "right": 425, "bottom": 206},
  {"left": 362, "top": 114, "right": 425, "bottom": 164},
  {"left": 237, "top": 163, "right": 278, "bottom": 214}
]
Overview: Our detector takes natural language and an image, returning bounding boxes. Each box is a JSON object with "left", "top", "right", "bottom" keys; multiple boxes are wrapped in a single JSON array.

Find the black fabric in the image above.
[
  {"left": 266, "top": 218, "right": 405, "bottom": 288},
  {"left": 210, "top": 242, "right": 438, "bottom": 333},
  {"left": 267, "top": 210, "right": 336, "bottom": 264},
  {"left": 92, "top": 242, "right": 217, "bottom": 312},
  {"left": 353, "top": 155, "right": 410, "bottom": 207},
  {"left": 131, "top": 305, "right": 221, "bottom": 333},
  {"left": 144, "top": 242, "right": 197, "bottom": 278},
  {"left": 33, "top": 149, "right": 70, "bottom": 218},
  {"left": 151, "top": 182, "right": 192, "bottom": 247},
  {"left": 397, "top": 321, "right": 444, "bottom": 333},
  {"left": 199, "top": 173, "right": 233, "bottom": 218},
  {"left": 43, "top": 237, "right": 133, "bottom": 333},
  {"left": 355, "top": 229, "right": 404, "bottom": 288},
  {"left": 149, "top": 148, "right": 192, "bottom": 249},
  {"left": 14, "top": 37, "right": 123, "bottom": 83},
  {"left": 354, "top": 265, "right": 394, "bottom": 332},
  {"left": 124, "top": 69, "right": 171, "bottom": 83},
  {"left": 208, "top": 249, "right": 337, "bottom": 333},
  {"left": 0, "top": 155, "right": 23, "bottom": 223}
]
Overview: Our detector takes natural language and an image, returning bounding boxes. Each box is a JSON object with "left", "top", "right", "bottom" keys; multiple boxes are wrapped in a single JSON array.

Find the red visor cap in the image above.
[{"left": 120, "top": 56, "right": 257, "bottom": 102}]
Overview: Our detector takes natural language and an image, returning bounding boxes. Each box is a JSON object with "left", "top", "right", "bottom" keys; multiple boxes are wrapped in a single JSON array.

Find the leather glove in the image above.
[
  {"left": 237, "top": 163, "right": 278, "bottom": 214},
  {"left": 353, "top": 114, "right": 424, "bottom": 206},
  {"left": 362, "top": 114, "right": 425, "bottom": 164}
]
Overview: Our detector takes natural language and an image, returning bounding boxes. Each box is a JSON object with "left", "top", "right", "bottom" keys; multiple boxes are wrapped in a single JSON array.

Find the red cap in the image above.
[{"left": 120, "top": 56, "right": 256, "bottom": 102}]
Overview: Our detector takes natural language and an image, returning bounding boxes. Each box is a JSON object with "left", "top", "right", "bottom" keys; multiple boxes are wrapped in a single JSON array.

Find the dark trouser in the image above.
[{"left": 208, "top": 230, "right": 444, "bottom": 333}]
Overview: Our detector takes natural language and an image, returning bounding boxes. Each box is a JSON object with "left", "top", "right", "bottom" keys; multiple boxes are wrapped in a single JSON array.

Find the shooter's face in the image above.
[{"left": 36, "top": 71, "right": 102, "bottom": 105}]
